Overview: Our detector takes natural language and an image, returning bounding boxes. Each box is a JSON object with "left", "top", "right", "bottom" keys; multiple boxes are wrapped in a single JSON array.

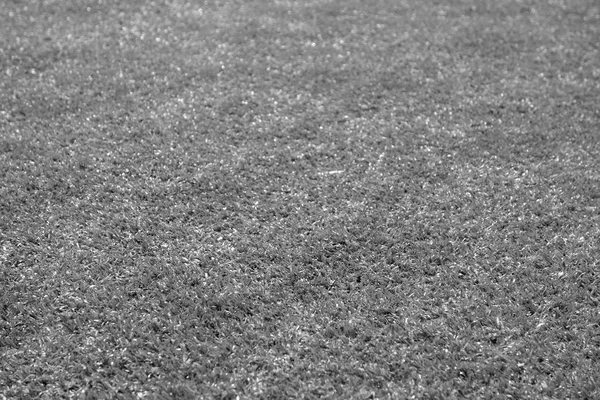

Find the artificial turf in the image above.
[{"left": 1, "top": 0, "right": 599, "bottom": 398}]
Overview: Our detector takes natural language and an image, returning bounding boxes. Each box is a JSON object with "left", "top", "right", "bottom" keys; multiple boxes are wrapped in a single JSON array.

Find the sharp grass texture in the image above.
[{"left": 1, "top": 0, "right": 599, "bottom": 398}]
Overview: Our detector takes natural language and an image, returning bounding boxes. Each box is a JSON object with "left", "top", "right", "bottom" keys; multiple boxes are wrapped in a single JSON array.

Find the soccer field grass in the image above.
[{"left": 1, "top": 1, "right": 599, "bottom": 398}]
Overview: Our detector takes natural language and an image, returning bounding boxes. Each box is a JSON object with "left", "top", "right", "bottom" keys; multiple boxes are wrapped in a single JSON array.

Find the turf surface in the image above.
[{"left": 1, "top": 0, "right": 599, "bottom": 398}]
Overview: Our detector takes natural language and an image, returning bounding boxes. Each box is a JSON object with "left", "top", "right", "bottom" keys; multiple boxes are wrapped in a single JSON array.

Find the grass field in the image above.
[{"left": 1, "top": 0, "right": 599, "bottom": 398}]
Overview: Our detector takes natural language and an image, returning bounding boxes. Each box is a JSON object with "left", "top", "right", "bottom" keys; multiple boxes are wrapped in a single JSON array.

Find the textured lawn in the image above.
[{"left": 1, "top": 0, "right": 599, "bottom": 398}]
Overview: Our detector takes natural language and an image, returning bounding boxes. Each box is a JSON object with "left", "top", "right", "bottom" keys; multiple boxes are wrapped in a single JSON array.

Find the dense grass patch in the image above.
[{"left": 1, "top": 0, "right": 599, "bottom": 398}]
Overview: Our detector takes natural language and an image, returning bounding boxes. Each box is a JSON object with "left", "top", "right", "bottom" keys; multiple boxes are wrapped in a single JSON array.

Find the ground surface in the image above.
[{"left": 1, "top": 0, "right": 599, "bottom": 398}]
